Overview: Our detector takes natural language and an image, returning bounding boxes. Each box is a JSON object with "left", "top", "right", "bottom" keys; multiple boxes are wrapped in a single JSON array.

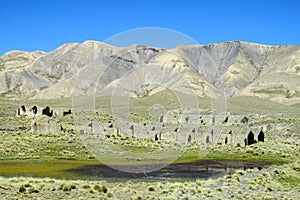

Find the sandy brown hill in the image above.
[{"left": 0, "top": 41, "right": 299, "bottom": 105}]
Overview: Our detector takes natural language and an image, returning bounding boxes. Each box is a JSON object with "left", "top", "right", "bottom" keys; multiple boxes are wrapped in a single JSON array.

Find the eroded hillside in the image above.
[{"left": 0, "top": 41, "right": 299, "bottom": 105}]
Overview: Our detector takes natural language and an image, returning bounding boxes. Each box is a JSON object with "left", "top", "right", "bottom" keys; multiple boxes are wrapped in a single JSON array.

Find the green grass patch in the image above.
[
  {"left": 175, "top": 150, "right": 290, "bottom": 165},
  {"left": 280, "top": 176, "right": 300, "bottom": 189},
  {"left": 202, "top": 152, "right": 289, "bottom": 164},
  {"left": 117, "top": 144, "right": 154, "bottom": 153},
  {"left": 0, "top": 160, "right": 101, "bottom": 179}
]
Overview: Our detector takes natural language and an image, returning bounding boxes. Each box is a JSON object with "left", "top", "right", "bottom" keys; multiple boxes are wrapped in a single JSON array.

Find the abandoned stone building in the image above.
[
  {"left": 16, "top": 105, "right": 271, "bottom": 146},
  {"left": 16, "top": 105, "right": 73, "bottom": 133},
  {"left": 16, "top": 105, "right": 72, "bottom": 118},
  {"left": 81, "top": 109, "right": 270, "bottom": 147}
]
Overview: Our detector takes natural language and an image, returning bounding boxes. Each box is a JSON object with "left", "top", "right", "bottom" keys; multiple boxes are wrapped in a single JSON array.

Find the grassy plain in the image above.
[{"left": 0, "top": 92, "right": 299, "bottom": 199}]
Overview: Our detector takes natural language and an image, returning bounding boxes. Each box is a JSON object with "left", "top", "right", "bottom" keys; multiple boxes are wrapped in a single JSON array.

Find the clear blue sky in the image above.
[{"left": 1, "top": 0, "right": 300, "bottom": 54}]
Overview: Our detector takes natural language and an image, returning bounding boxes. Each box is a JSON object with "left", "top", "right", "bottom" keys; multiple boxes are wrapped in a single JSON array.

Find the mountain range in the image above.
[{"left": 0, "top": 40, "right": 299, "bottom": 105}]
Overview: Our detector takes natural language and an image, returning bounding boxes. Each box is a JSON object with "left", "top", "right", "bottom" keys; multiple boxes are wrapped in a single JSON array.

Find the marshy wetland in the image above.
[{"left": 0, "top": 94, "right": 300, "bottom": 199}]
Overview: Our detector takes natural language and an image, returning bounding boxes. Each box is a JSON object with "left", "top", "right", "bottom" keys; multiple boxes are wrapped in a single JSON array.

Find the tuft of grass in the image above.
[
  {"left": 148, "top": 186, "right": 155, "bottom": 192},
  {"left": 94, "top": 185, "right": 107, "bottom": 193},
  {"left": 82, "top": 185, "right": 91, "bottom": 189},
  {"left": 19, "top": 185, "right": 26, "bottom": 193}
]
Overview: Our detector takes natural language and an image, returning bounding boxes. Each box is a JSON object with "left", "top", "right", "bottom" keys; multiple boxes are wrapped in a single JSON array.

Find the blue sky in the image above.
[{"left": 1, "top": 0, "right": 300, "bottom": 54}]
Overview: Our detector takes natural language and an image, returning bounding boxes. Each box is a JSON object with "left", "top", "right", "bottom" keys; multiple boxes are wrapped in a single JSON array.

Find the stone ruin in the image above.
[
  {"left": 16, "top": 105, "right": 73, "bottom": 133},
  {"left": 16, "top": 105, "right": 272, "bottom": 146},
  {"left": 16, "top": 105, "right": 72, "bottom": 118},
  {"left": 81, "top": 108, "right": 273, "bottom": 147}
]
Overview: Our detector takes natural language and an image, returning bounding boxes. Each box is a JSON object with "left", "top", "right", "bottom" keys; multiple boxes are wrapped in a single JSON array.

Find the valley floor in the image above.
[{"left": 0, "top": 97, "right": 299, "bottom": 199}]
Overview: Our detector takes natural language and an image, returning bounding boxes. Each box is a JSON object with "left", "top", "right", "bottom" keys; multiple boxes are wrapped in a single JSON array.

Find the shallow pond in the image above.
[
  {"left": 68, "top": 160, "right": 271, "bottom": 181},
  {"left": 0, "top": 160, "right": 271, "bottom": 181}
]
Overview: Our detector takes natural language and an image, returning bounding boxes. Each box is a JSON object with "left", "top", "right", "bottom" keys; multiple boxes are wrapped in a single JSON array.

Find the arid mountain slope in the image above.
[{"left": 0, "top": 41, "right": 299, "bottom": 105}]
